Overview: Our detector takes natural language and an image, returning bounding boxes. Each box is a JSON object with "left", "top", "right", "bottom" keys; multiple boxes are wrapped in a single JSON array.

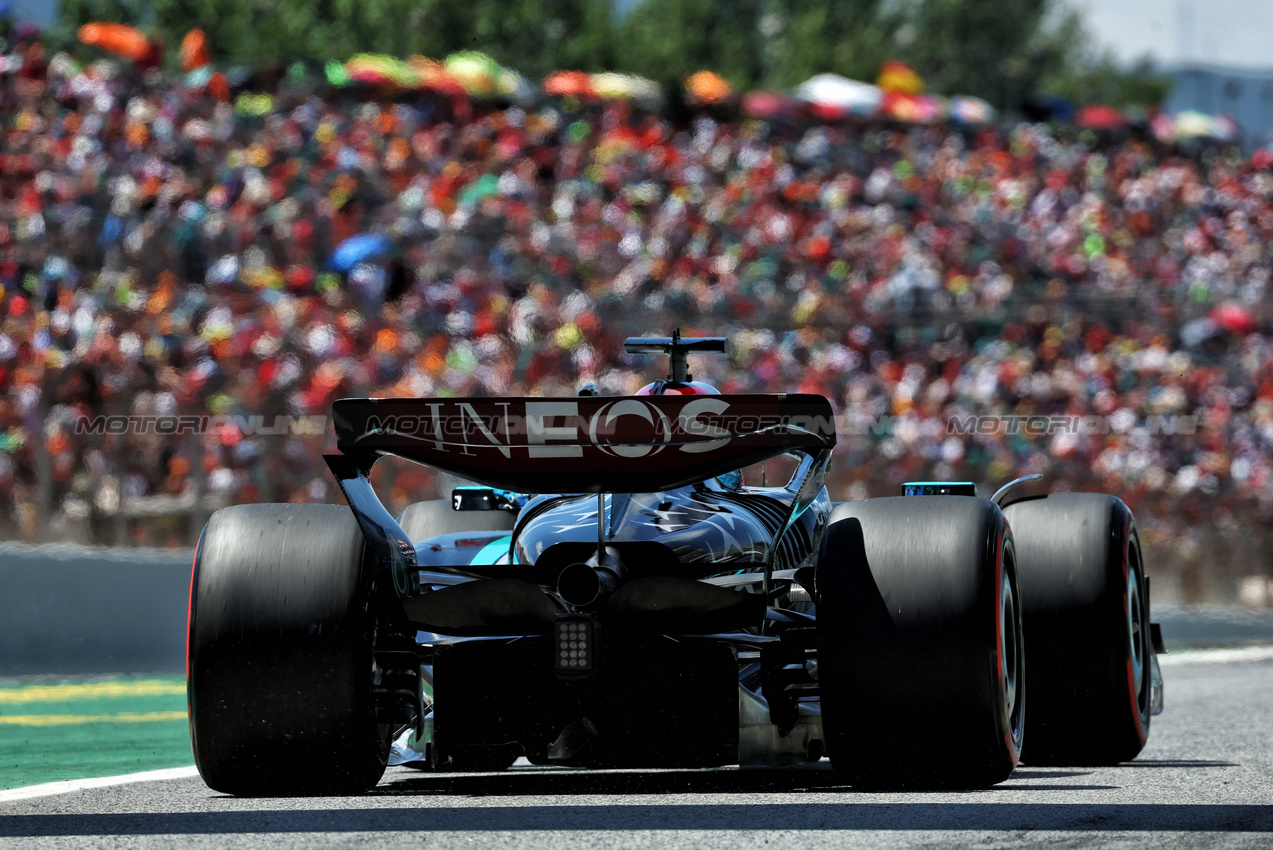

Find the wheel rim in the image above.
[
  {"left": 1000, "top": 559, "right": 1023, "bottom": 741},
  {"left": 1127, "top": 569, "right": 1145, "bottom": 699}
]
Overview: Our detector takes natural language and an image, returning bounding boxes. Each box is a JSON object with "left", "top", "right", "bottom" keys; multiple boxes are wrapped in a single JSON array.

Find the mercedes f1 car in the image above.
[{"left": 187, "top": 333, "right": 1165, "bottom": 794}]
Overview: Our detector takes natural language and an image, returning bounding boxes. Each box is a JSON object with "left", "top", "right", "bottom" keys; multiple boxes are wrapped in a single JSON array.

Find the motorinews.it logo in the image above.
[
  {"left": 834, "top": 413, "right": 1199, "bottom": 437},
  {"left": 363, "top": 397, "right": 738, "bottom": 458},
  {"left": 74, "top": 414, "right": 329, "bottom": 437},
  {"left": 353, "top": 397, "right": 837, "bottom": 458},
  {"left": 69, "top": 408, "right": 1198, "bottom": 443},
  {"left": 944, "top": 414, "right": 1199, "bottom": 437}
]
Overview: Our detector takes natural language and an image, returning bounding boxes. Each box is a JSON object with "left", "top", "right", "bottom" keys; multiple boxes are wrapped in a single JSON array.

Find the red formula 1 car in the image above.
[{"left": 187, "top": 333, "right": 1164, "bottom": 794}]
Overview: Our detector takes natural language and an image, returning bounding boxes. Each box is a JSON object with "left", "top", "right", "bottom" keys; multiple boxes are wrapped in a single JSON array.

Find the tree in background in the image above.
[
  {"left": 614, "top": 0, "right": 1164, "bottom": 108},
  {"left": 613, "top": 0, "right": 898, "bottom": 91},
  {"left": 1050, "top": 56, "right": 1170, "bottom": 111},
  {"left": 895, "top": 0, "right": 1056, "bottom": 107},
  {"left": 57, "top": 0, "right": 615, "bottom": 76},
  {"left": 53, "top": 0, "right": 1167, "bottom": 110},
  {"left": 56, "top": 0, "right": 145, "bottom": 30},
  {"left": 896, "top": 0, "right": 1168, "bottom": 109},
  {"left": 408, "top": 0, "right": 616, "bottom": 80},
  {"left": 1028, "top": 9, "right": 1170, "bottom": 109},
  {"left": 779, "top": 0, "right": 898, "bottom": 89},
  {"left": 613, "top": 0, "right": 765, "bottom": 91}
]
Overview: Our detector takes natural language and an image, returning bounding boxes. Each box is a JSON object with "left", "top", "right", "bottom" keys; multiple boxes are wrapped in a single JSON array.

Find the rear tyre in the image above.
[
  {"left": 188, "top": 504, "right": 389, "bottom": 796},
  {"left": 399, "top": 499, "right": 515, "bottom": 543},
  {"left": 1005, "top": 493, "right": 1151, "bottom": 765},
  {"left": 817, "top": 497, "right": 1024, "bottom": 788}
]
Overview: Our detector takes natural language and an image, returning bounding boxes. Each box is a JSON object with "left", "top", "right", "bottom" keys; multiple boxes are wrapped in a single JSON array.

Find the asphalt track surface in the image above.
[{"left": 1, "top": 649, "right": 1271, "bottom": 848}]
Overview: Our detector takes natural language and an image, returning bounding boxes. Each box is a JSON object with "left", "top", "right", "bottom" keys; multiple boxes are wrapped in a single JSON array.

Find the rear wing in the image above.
[{"left": 331, "top": 393, "right": 836, "bottom": 494}]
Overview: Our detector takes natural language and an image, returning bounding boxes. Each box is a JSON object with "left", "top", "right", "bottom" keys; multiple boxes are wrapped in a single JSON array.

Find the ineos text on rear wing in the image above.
[{"left": 331, "top": 394, "right": 836, "bottom": 493}]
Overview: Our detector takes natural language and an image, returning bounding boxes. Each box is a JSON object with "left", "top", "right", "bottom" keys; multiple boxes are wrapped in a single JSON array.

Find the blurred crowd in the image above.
[{"left": 2, "top": 29, "right": 1272, "bottom": 595}]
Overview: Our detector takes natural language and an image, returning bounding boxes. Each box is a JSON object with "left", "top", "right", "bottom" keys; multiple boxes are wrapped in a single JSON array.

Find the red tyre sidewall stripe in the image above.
[
  {"left": 186, "top": 527, "right": 204, "bottom": 726},
  {"left": 1121, "top": 520, "right": 1148, "bottom": 747},
  {"left": 994, "top": 518, "right": 1017, "bottom": 762},
  {"left": 186, "top": 536, "right": 199, "bottom": 684}
]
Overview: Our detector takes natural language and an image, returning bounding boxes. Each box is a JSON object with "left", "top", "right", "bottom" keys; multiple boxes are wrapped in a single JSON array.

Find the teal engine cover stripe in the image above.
[{"left": 471, "top": 536, "right": 513, "bottom": 565}]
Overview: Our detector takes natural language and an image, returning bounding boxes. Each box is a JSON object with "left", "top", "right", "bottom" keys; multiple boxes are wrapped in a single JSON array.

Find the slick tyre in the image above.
[
  {"left": 399, "top": 499, "right": 515, "bottom": 542},
  {"left": 188, "top": 504, "right": 389, "bottom": 796},
  {"left": 1004, "top": 493, "right": 1152, "bottom": 765},
  {"left": 817, "top": 497, "right": 1024, "bottom": 788}
]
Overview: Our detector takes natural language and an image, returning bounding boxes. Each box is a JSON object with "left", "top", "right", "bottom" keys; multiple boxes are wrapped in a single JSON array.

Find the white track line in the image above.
[
  {"left": 1158, "top": 645, "right": 1273, "bottom": 666},
  {"left": 0, "top": 765, "right": 199, "bottom": 803},
  {"left": 0, "top": 646, "right": 1268, "bottom": 803}
]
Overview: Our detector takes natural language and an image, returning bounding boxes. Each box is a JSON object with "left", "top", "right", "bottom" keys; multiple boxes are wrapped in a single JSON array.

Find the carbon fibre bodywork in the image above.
[
  {"left": 512, "top": 485, "right": 829, "bottom": 575},
  {"left": 323, "top": 391, "right": 836, "bottom": 769}
]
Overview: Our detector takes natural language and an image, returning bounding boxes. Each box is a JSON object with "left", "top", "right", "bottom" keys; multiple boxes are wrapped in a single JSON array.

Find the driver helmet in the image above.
[
  {"left": 635, "top": 380, "right": 739, "bottom": 489},
  {"left": 635, "top": 380, "right": 719, "bottom": 396}
]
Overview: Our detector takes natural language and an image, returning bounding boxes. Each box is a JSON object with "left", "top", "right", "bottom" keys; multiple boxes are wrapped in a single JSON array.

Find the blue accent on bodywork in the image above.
[
  {"left": 414, "top": 531, "right": 512, "bottom": 569},
  {"left": 472, "top": 536, "right": 513, "bottom": 565}
]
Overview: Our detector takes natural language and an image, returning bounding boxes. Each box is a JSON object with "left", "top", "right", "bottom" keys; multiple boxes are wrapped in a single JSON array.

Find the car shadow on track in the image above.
[
  {"left": 378, "top": 767, "right": 853, "bottom": 797},
  {"left": 2, "top": 802, "right": 1271, "bottom": 837},
  {"left": 370, "top": 767, "right": 1113, "bottom": 797}
]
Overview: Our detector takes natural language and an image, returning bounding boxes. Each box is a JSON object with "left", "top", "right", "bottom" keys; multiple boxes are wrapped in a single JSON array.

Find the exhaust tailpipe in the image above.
[{"left": 557, "top": 549, "right": 626, "bottom": 608}]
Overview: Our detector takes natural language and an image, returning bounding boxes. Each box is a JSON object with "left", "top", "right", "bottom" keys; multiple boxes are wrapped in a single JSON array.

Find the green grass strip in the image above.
[{"left": 0, "top": 677, "right": 193, "bottom": 790}]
